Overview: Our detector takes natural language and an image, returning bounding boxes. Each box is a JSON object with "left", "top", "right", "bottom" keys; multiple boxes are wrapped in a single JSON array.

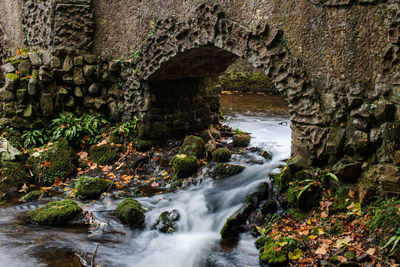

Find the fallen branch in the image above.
[
  {"left": 350, "top": 245, "right": 392, "bottom": 266},
  {"left": 91, "top": 243, "right": 100, "bottom": 267}
]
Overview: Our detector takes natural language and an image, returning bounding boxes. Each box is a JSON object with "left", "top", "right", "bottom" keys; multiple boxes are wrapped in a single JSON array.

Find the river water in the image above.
[{"left": 0, "top": 93, "right": 290, "bottom": 267}]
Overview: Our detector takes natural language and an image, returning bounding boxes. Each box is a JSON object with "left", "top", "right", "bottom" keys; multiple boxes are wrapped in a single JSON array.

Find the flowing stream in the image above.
[{"left": 0, "top": 93, "right": 290, "bottom": 267}]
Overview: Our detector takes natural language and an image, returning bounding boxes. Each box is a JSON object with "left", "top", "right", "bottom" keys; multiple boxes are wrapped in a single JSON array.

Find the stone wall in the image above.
[{"left": 0, "top": 49, "right": 124, "bottom": 127}]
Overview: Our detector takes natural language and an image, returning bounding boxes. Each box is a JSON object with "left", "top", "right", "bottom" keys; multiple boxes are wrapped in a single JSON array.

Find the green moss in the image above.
[
  {"left": 27, "top": 139, "right": 77, "bottom": 185},
  {"left": 232, "top": 134, "right": 251, "bottom": 147},
  {"left": 179, "top": 135, "right": 205, "bottom": 159},
  {"left": 1, "top": 128, "right": 22, "bottom": 148},
  {"left": 114, "top": 198, "right": 145, "bottom": 229},
  {"left": 21, "top": 190, "right": 43, "bottom": 202},
  {"left": 88, "top": 144, "right": 120, "bottom": 166},
  {"left": 255, "top": 236, "right": 267, "bottom": 249},
  {"left": 170, "top": 154, "right": 198, "bottom": 179},
  {"left": 219, "top": 70, "right": 274, "bottom": 93},
  {"left": 212, "top": 148, "right": 231, "bottom": 162},
  {"left": 6, "top": 73, "right": 20, "bottom": 81},
  {"left": 27, "top": 199, "right": 82, "bottom": 225},
  {"left": 261, "top": 200, "right": 278, "bottom": 215},
  {"left": 75, "top": 176, "right": 112, "bottom": 200},
  {"left": 331, "top": 184, "right": 353, "bottom": 213},
  {"left": 244, "top": 182, "right": 269, "bottom": 208},
  {"left": 259, "top": 238, "right": 288, "bottom": 265},
  {"left": 288, "top": 208, "right": 310, "bottom": 221},
  {"left": 0, "top": 161, "right": 29, "bottom": 196},
  {"left": 286, "top": 180, "right": 322, "bottom": 211},
  {"left": 131, "top": 138, "right": 163, "bottom": 151},
  {"left": 212, "top": 163, "right": 245, "bottom": 178}
]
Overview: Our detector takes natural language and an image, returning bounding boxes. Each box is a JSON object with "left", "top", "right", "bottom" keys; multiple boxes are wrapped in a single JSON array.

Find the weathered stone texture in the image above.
[{"left": 22, "top": 0, "right": 94, "bottom": 50}]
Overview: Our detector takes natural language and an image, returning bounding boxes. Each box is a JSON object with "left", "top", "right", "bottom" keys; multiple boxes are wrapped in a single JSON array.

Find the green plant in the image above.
[
  {"left": 130, "top": 49, "right": 141, "bottom": 60},
  {"left": 112, "top": 117, "right": 140, "bottom": 138},
  {"left": 21, "top": 129, "right": 49, "bottom": 148},
  {"left": 234, "top": 128, "right": 247, "bottom": 134},
  {"left": 382, "top": 227, "right": 400, "bottom": 253},
  {"left": 51, "top": 113, "right": 106, "bottom": 145}
]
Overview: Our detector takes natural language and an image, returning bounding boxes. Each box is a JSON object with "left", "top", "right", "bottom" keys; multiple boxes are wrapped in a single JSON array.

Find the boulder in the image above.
[
  {"left": 261, "top": 199, "right": 278, "bottom": 215},
  {"left": 232, "top": 134, "right": 251, "bottom": 147},
  {"left": 5, "top": 73, "right": 19, "bottom": 91},
  {"left": 27, "top": 139, "right": 77, "bottom": 185},
  {"left": 28, "top": 53, "right": 42, "bottom": 66},
  {"left": 73, "top": 68, "right": 85, "bottom": 85},
  {"left": 211, "top": 163, "right": 245, "bottom": 178},
  {"left": 374, "top": 100, "right": 395, "bottom": 122},
  {"left": 63, "top": 55, "right": 73, "bottom": 72},
  {"left": 0, "top": 161, "right": 29, "bottom": 196},
  {"left": 169, "top": 154, "right": 198, "bottom": 179},
  {"left": 114, "top": 198, "right": 145, "bottom": 229},
  {"left": 88, "top": 144, "right": 120, "bottom": 166},
  {"left": 333, "top": 157, "right": 362, "bottom": 182},
  {"left": 0, "top": 137, "right": 22, "bottom": 161},
  {"left": 1, "top": 63, "right": 16, "bottom": 74},
  {"left": 154, "top": 209, "right": 180, "bottom": 233},
  {"left": 179, "top": 135, "right": 205, "bottom": 159},
  {"left": 212, "top": 148, "right": 231, "bottom": 162},
  {"left": 75, "top": 176, "right": 112, "bottom": 200},
  {"left": 27, "top": 199, "right": 82, "bottom": 225}
]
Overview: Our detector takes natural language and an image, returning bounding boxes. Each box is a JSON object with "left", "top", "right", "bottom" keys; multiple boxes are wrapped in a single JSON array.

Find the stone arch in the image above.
[{"left": 126, "top": 3, "right": 328, "bottom": 161}]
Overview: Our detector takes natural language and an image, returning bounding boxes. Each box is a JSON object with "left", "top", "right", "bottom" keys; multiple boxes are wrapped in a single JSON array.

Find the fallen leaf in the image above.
[
  {"left": 335, "top": 236, "right": 352, "bottom": 249},
  {"left": 366, "top": 248, "right": 376, "bottom": 255},
  {"left": 19, "top": 183, "right": 28, "bottom": 193},
  {"left": 53, "top": 178, "right": 63, "bottom": 187},
  {"left": 288, "top": 248, "right": 302, "bottom": 260}
]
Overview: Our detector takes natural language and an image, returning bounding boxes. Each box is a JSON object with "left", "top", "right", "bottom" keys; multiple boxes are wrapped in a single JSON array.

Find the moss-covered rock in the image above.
[
  {"left": 5, "top": 73, "right": 20, "bottom": 81},
  {"left": 244, "top": 182, "right": 269, "bottom": 208},
  {"left": 212, "top": 148, "right": 231, "bottom": 162},
  {"left": 170, "top": 154, "right": 198, "bottom": 179},
  {"left": 132, "top": 138, "right": 163, "bottom": 152},
  {"left": 21, "top": 190, "right": 43, "bottom": 202},
  {"left": 88, "top": 144, "right": 120, "bottom": 166},
  {"left": 1, "top": 127, "right": 22, "bottom": 148},
  {"left": 232, "top": 134, "right": 251, "bottom": 147},
  {"left": 154, "top": 209, "right": 180, "bottom": 233},
  {"left": 261, "top": 150, "right": 272, "bottom": 160},
  {"left": 179, "top": 135, "right": 205, "bottom": 159},
  {"left": 259, "top": 238, "right": 288, "bottom": 265},
  {"left": 115, "top": 198, "right": 145, "bottom": 229},
  {"left": 211, "top": 163, "right": 245, "bottom": 178},
  {"left": 287, "top": 181, "right": 322, "bottom": 212},
  {"left": 27, "top": 199, "right": 82, "bottom": 225},
  {"left": 27, "top": 139, "right": 77, "bottom": 185},
  {"left": 261, "top": 199, "right": 278, "bottom": 215},
  {"left": 0, "top": 161, "right": 30, "bottom": 197},
  {"left": 75, "top": 176, "right": 112, "bottom": 200}
]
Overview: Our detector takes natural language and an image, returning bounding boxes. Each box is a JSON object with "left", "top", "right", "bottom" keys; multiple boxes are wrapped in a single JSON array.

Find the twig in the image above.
[
  {"left": 91, "top": 243, "right": 100, "bottom": 267},
  {"left": 350, "top": 245, "right": 392, "bottom": 266}
]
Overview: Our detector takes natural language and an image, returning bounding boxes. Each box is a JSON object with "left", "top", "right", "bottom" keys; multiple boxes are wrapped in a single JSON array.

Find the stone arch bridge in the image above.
[{"left": 0, "top": 0, "right": 399, "bottom": 179}]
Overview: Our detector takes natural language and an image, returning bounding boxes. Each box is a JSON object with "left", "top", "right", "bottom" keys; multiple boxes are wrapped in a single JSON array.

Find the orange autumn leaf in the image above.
[
  {"left": 53, "top": 178, "right": 63, "bottom": 187},
  {"left": 44, "top": 161, "right": 50, "bottom": 167},
  {"left": 18, "top": 183, "right": 28, "bottom": 193}
]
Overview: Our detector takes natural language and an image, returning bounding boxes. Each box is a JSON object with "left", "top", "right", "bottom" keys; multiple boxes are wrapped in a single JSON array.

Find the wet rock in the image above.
[
  {"left": 211, "top": 163, "right": 245, "bottom": 178},
  {"left": 63, "top": 55, "right": 73, "bottom": 72},
  {"left": 169, "top": 154, "right": 198, "bottom": 179},
  {"left": 21, "top": 190, "right": 43, "bottom": 202},
  {"left": 27, "top": 139, "right": 77, "bottom": 185},
  {"left": 245, "top": 182, "right": 269, "bottom": 208},
  {"left": 287, "top": 182, "right": 322, "bottom": 211},
  {"left": 40, "top": 94, "right": 54, "bottom": 116},
  {"left": 1, "top": 63, "right": 15, "bottom": 73},
  {"left": 39, "top": 66, "right": 52, "bottom": 82},
  {"left": 75, "top": 176, "right": 112, "bottom": 200},
  {"left": 28, "top": 76, "right": 37, "bottom": 95},
  {"left": 18, "top": 60, "right": 31, "bottom": 76},
  {"left": 27, "top": 199, "right": 82, "bottom": 225},
  {"left": 374, "top": 100, "right": 395, "bottom": 122},
  {"left": 200, "top": 127, "right": 221, "bottom": 142},
  {"left": 50, "top": 56, "right": 61, "bottom": 69},
  {"left": 5, "top": 73, "right": 19, "bottom": 91},
  {"left": 261, "top": 199, "right": 278, "bottom": 215},
  {"left": 0, "top": 161, "right": 29, "bottom": 196},
  {"left": 333, "top": 157, "right": 362, "bottom": 182},
  {"left": 88, "top": 83, "right": 100, "bottom": 96},
  {"left": 232, "top": 134, "right": 251, "bottom": 147},
  {"left": 73, "top": 68, "right": 85, "bottom": 85},
  {"left": 261, "top": 150, "right": 272, "bottom": 160},
  {"left": 28, "top": 53, "right": 42, "bottom": 66},
  {"left": 0, "top": 137, "right": 22, "bottom": 161},
  {"left": 84, "top": 54, "right": 97, "bottom": 64},
  {"left": 154, "top": 209, "right": 180, "bottom": 233},
  {"left": 179, "top": 135, "right": 205, "bottom": 159},
  {"left": 352, "top": 118, "right": 369, "bottom": 132},
  {"left": 212, "top": 148, "right": 231, "bottom": 162},
  {"left": 115, "top": 198, "right": 145, "bottom": 229},
  {"left": 74, "top": 56, "right": 84, "bottom": 66},
  {"left": 0, "top": 87, "right": 15, "bottom": 101},
  {"left": 88, "top": 144, "right": 120, "bottom": 166}
]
